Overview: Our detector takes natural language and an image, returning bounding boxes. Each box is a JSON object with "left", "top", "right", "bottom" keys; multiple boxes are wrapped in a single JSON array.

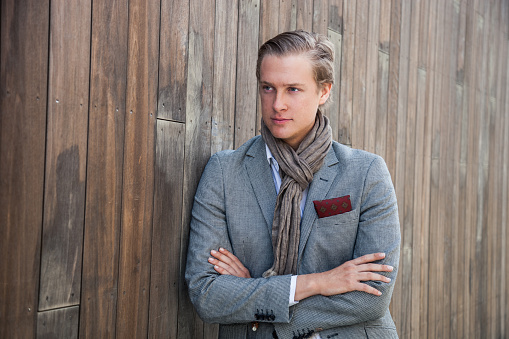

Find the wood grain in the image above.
[
  {"left": 38, "top": 0, "right": 92, "bottom": 311},
  {"left": 79, "top": 0, "right": 128, "bottom": 336},
  {"left": 37, "top": 306, "right": 79, "bottom": 339},
  {"left": 157, "top": 0, "right": 189, "bottom": 122},
  {"left": 148, "top": 121, "right": 185, "bottom": 338},
  {"left": 115, "top": 0, "right": 159, "bottom": 337},
  {"left": 0, "top": 0, "right": 49, "bottom": 337}
]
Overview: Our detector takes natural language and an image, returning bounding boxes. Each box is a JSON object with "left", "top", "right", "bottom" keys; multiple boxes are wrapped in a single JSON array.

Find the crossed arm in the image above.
[{"left": 208, "top": 248, "right": 393, "bottom": 300}]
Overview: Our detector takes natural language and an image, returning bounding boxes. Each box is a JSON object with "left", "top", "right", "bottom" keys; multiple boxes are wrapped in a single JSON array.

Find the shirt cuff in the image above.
[{"left": 289, "top": 275, "right": 299, "bottom": 306}]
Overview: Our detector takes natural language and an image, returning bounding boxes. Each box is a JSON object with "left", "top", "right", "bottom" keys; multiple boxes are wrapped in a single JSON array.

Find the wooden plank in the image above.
[
  {"left": 398, "top": 0, "right": 419, "bottom": 335},
  {"left": 148, "top": 121, "right": 185, "bottom": 338},
  {"left": 500, "top": 45, "right": 509, "bottom": 336},
  {"left": 378, "top": 0, "right": 391, "bottom": 53},
  {"left": 328, "top": 0, "right": 343, "bottom": 34},
  {"left": 420, "top": 0, "right": 437, "bottom": 336},
  {"left": 279, "top": 0, "right": 297, "bottom": 32},
  {"left": 338, "top": 0, "right": 356, "bottom": 146},
  {"left": 440, "top": 2, "right": 455, "bottom": 337},
  {"left": 448, "top": 2, "right": 463, "bottom": 337},
  {"left": 0, "top": 0, "right": 49, "bottom": 337},
  {"left": 312, "top": 0, "right": 328, "bottom": 35},
  {"left": 38, "top": 0, "right": 92, "bottom": 311},
  {"left": 179, "top": 0, "right": 216, "bottom": 337},
  {"left": 375, "top": 51, "right": 389, "bottom": 159},
  {"left": 234, "top": 0, "right": 260, "bottom": 148},
  {"left": 37, "top": 306, "right": 79, "bottom": 339},
  {"left": 79, "top": 0, "right": 128, "bottom": 336},
  {"left": 351, "top": 0, "right": 368, "bottom": 150},
  {"left": 323, "top": 29, "right": 342, "bottom": 142},
  {"left": 385, "top": 0, "right": 401, "bottom": 177},
  {"left": 211, "top": 0, "right": 238, "bottom": 154},
  {"left": 417, "top": 0, "right": 430, "bottom": 70},
  {"left": 295, "top": 0, "right": 313, "bottom": 31},
  {"left": 157, "top": 0, "right": 189, "bottom": 122},
  {"left": 115, "top": 0, "right": 160, "bottom": 336},
  {"left": 411, "top": 67, "right": 427, "bottom": 339},
  {"left": 363, "top": 0, "right": 380, "bottom": 154}
]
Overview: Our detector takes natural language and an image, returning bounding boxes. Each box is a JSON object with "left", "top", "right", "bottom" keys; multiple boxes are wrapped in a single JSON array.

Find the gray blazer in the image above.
[{"left": 185, "top": 136, "right": 400, "bottom": 339}]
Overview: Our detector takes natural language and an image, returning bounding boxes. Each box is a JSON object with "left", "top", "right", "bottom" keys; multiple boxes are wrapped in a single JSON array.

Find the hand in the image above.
[
  {"left": 295, "top": 252, "right": 393, "bottom": 300},
  {"left": 208, "top": 247, "right": 251, "bottom": 278}
]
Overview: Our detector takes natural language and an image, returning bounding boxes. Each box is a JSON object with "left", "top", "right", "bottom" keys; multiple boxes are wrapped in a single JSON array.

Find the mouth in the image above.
[{"left": 271, "top": 117, "right": 292, "bottom": 124}]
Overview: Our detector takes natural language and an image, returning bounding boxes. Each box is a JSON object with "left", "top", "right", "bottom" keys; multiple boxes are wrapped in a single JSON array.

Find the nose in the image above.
[{"left": 272, "top": 91, "right": 287, "bottom": 112}]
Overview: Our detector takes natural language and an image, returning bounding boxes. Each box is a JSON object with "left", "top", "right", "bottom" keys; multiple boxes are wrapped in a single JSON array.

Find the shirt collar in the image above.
[{"left": 265, "top": 144, "right": 279, "bottom": 171}]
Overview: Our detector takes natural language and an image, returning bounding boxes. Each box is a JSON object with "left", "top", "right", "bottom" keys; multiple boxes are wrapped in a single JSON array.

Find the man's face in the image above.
[{"left": 259, "top": 54, "right": 331, "bottom": 150}]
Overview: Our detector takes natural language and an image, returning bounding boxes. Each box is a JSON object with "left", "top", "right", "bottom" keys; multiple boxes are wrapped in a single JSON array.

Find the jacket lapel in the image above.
[
  {"left": 298, "top": 148, "right": 339, "bottom": 257},
  {"left": 244, "top": 137, "right": 277, "bottom": 235}
]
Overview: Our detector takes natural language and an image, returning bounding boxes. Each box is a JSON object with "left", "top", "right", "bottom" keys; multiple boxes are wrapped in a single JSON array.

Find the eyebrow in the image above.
[{"left": 259, "top": 81, "right": 306, "bottom": 88}]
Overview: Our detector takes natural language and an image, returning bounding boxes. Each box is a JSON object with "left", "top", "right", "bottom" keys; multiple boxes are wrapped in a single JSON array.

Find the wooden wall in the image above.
[{"left": 1, "top": 0, "right": 509, "bottom": 338}]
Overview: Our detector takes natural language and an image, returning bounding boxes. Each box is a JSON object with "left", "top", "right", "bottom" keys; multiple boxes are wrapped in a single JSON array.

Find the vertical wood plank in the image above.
[
  {"left": 323, "top": 29, "right": 342, "bottom": 142},
  {"left": 379, "top": 0, "right": 391, "bottom": 53},
  {"left": 115, "top": 0, "right": 160, "bottom": 336},
  {"left": 328, "top": 0, "right": 343, "bottom": 34},
  {"left": 385, "top": 0, "right": 401, "bottom": 177},
  {"left": 351, "top": 0, "right": 368, "bottom": 150},
  {"left": 338, "top": 0, "right": 355, "bottom": 146},
  {"left": 364, "top": 0, "right": 380, "bottom": 154},
  {"left": 211, "top": 0, "right": 239, "bottom": 154},
  {"left": 39, "top": 0, "right": 92, "bottom": 311},
  {"left": 148, "top": 121, "right": 185, "bottom": 338},
  {"left": 0, "top": 0, "right": 49, "bottom": 337},
  {"left": 279, "top": 0, "right": 297, "bottom": 32},
  {"left": 235, "top": 0, "right": 261, "bottom": 148},
  {"left": 157, "top": 0, "right": 189, "bottom": 122},
  {"left": 79, "top": 0, "right": 128, "bottom": 337},
  {"left": 37, "top": 306, "right": 79, "bottom": 339},
  {"left": 312, "top": 0, "right": 328, "bottom": 35},
  {"left": 295, "top": 0, "right": 313, "bottom": 31},
  {"left": 375, "top": 51, "right": 389, "bottom": 159},
  {"left": 180, "top": 0, "right": 217, "bottom": 337}
]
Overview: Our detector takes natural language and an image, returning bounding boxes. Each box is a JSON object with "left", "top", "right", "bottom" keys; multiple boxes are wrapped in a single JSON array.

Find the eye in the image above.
[
  {"left": 261, "top": 85, "right": 274, "bottom": 92},
  {"left": 288, "top": 87, "right": 300, "bottom": 92}
]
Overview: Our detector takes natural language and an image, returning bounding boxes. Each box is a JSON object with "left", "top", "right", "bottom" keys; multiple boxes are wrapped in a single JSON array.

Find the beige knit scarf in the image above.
[{"left": 261, "top": 110, "right": 332, "bottom": 277}]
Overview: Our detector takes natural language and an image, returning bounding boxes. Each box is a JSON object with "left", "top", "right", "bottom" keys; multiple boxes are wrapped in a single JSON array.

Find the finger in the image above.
[
  {"left": 357, "top": 263, "right": 394, "bottom": 273},
  {"left": 212, "top": 264, "right": 232, "bottom": 276},
  {"left": 212, "top": 248, "right": 245, "bottom": 273},
  {"left": 209, "top": 257, "right": 237, "bottom": 275},
  {"left": 357, "top": 272, "right": 392, "bottom": 283},
  {"left": 219, "top": 248, "right": 251, "bottom": 277},
  {"left": 354, "top": 282, "right": 383, "bottom": 296},
  {"left": 350, "top": 252, "right": 386, "bottom": 265}
]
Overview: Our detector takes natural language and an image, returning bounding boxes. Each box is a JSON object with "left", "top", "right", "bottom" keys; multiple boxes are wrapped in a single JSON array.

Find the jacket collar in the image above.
[{"left": 244, "top": 137, "right": 340, "bottom": 246}]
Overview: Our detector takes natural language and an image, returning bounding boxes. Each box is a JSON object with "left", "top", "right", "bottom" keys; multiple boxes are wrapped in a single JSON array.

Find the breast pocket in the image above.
[{"left": 316, "top": 209, "right": 359, "bottom": 228}]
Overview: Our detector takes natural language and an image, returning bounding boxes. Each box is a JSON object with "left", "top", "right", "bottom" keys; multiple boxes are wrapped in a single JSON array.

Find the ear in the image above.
[{"left": 318, "top": 83, "right": 332, "bottom": 105}]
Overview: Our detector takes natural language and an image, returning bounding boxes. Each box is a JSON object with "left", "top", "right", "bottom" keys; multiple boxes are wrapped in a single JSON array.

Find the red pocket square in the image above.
[{"left": 313, "top": 195, "right": 352, "bottom": 218}]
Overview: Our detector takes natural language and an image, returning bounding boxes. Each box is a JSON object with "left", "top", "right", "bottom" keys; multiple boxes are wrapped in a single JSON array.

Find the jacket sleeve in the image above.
[
  {"left": 274, "top": 156, "right": 401, "bottom": 337},
  {"left": 185, "top": 153, "right": 293, "bottom": 325}
]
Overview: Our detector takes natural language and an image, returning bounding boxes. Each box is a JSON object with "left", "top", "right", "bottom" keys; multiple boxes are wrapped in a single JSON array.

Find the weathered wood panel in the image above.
[
  {"left": 0, "top": 0, "right": 49, "bottom": 337},
  {"left": 79, "top": 0, "right": 128, "bottom": 336},
  {"left": 37, "top": 306, "right": 79, "bottom": 339},
  {"left": 234, "top": 0, "right": 260, "bottom": 148},
  {"left": 179, "top": 0, "right": 217, "bottom": 337},
  {"left": 115, "top": 0, "right": 159, "bottom": 337},
  {"left": 38, "top": 0, "right": 92, "bottom": 311},
  {"left": 211, "top": 0, "right": 239, "bottom": 154},
  {"left": 148, "top": 120, "right": 185, "bottom": 338},
  {"left": 157, "top": 0, "right": 189, "bottom": 122}
]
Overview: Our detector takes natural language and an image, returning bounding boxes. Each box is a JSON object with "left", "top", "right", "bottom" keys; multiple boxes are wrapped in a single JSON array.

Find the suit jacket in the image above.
[{"left": 185, "top": 136, "right": 400, "bottom": 339}]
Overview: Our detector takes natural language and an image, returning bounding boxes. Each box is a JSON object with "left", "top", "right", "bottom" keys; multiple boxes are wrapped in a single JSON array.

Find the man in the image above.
[{"left": 185, "top": 30, "right": 400, "bottom": 338}]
